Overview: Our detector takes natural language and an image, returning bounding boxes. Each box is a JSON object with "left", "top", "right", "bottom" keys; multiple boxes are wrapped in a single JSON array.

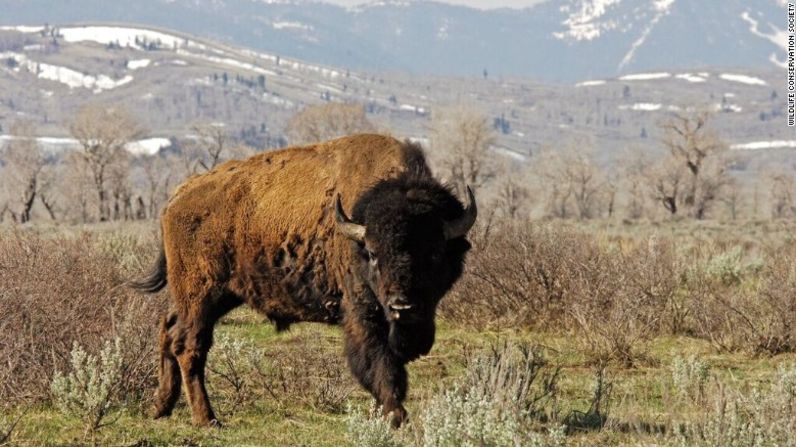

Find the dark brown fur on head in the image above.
[{"left": 348, "top": 169, "right": 472, "bottom": 360}]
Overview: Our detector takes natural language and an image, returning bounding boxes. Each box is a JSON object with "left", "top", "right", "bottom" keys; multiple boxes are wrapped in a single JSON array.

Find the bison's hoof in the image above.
[
  {"left": 192, "top": 417, "right": 223, "bottom": 428},
  {"left": 152, "top": 407, "right": 172, "bottom": 419}
]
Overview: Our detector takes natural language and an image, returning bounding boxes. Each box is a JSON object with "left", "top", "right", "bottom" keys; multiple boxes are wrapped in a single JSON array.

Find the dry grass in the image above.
[
  {"left": 441, "top": 220, "right": 796, "bottom": 363},
  {"left": 0, "top": 227, "right": 164, "bottom": 405},
  {"left": 2, "top": 219, "right": 796, "bottom": 445}
]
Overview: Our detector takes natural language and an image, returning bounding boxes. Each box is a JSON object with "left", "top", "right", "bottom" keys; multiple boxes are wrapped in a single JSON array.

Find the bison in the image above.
[{"left": 131, "top": 134, "right": 476, "bottom": 428}]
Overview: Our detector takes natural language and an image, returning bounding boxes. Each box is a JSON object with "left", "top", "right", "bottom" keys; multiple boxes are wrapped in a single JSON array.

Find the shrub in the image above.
[
  {"left": 671, "top": 355, "right": 710, "bottom": 404},
  {"left": 0, "top": 230, "right": 163, "bottom": 405},
  {"left": 419, "top": 343, "right": 565, "bottom": 447},
  {"left": 563, "top": 367, "right": 612, "bottom": 432},
  {"left": 442, "top": 224, "right": 670, "bottom": 365},
  {"left": 345, "top": 344, "right": 571, "bottom": 447},
  {"left": 669, "top": 365, "right": 796, "bottom": 446},
  {"left": 703, "top": 246, "right": 764, "bottom": 286},
  {"left": 440, "top": 224, "right": 583, "bottom": 329},
  {"left": 207, "top": 334, "right": 261, "bottom": 410},
  {"left": 690, "top": 245, "right": 796, "bottom": 354},
  {"left": 249, "top": 331, "right": 355, "bottom": 414},
  {"left": 0, "top": 409, "right": 23, "bottom": 444},
  {"left": 50, "top": 338, "right": 124, "bottom": 434},
  {"left": 346, "top": 404, "right": 403, "bottom": 447}
]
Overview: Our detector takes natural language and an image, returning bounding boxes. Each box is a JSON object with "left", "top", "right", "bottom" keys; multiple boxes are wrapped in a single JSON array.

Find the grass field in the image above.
[
  {"left": 7, "top": 313, "right": 796, "bottom": 446},
  {"left": 2, "top": 220, "right": 796, "bottom": 446}
]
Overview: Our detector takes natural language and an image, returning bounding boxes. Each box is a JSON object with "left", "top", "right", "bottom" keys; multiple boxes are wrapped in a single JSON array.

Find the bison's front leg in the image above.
[{"left": 343, "top": 316, "right": 408, "bottom": 428}]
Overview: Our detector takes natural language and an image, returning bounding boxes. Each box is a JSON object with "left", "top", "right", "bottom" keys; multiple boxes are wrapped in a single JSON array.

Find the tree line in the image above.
[{"left": 1, "top": 102, "right": 794, "bottom": 224}]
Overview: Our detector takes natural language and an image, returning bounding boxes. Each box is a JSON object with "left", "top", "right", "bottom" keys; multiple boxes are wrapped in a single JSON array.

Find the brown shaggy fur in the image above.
[{"left": 135, "top": 134, "right": 465, "bottom": 427}]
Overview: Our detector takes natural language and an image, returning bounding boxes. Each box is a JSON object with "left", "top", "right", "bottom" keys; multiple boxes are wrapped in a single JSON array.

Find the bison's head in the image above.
[{"left": 335, "top": 178, "right": 476, "bottom": 328}]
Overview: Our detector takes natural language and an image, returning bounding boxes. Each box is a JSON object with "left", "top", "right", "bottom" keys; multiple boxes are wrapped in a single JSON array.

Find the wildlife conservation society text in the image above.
[{"left": 788, "top": 2, "right": 795, "bottom": 126}]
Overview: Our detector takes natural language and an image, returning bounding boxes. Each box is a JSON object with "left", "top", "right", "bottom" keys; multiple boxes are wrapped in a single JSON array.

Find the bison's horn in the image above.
[
  {"left": 443, "top": 186, "right": 477, "bottom": 240},
  {"left": 335, "top": 194, "right": 366, "bottom": 242}
]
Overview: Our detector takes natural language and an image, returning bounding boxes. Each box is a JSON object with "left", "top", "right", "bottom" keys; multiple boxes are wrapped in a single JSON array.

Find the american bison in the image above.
[{"left": 131, "top": 134, "right": 476, "bottom": 427}]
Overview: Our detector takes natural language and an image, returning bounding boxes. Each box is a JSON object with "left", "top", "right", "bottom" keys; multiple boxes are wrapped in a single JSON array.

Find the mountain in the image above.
[
  {"left": 0, "top": 22, "right": 789, "bottom": 170},
  {"left": 0, "top": 0, "right": 786, "bottom": 82}
]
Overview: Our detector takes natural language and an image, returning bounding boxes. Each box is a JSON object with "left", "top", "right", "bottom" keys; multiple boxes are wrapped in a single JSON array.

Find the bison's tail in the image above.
[{"left": 129, "top": 247, "right": 167, "bottom": 293}]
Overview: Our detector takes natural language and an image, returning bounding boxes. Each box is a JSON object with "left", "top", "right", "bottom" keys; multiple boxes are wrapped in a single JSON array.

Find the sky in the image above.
[{"left": 321, "top": 0, "right": 548, "bottom": 9}]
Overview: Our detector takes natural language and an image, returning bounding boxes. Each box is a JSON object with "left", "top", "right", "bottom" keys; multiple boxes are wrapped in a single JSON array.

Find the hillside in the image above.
[
  {"left": 0, "top": 0, "right": 787, "bottom": 81},
  {"left": 0, "top": 23, "right": 791, "bottom": 172}
]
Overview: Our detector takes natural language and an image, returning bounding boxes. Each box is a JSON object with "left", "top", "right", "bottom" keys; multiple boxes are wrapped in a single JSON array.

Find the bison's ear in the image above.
[{"left": 335, "top": 194, "right": 366, "bottom": 242}]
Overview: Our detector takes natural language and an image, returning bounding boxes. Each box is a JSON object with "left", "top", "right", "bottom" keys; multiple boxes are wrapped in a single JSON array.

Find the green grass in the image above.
[{"left": 5, "top": 307, "right": 796, "bottom": 446}]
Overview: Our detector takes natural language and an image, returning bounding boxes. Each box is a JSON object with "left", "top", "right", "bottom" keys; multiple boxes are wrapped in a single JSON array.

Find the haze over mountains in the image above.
[
  {"left": 0, "top": 0, "right": 787, "bottom": 82},
  {"left": 0, "top": 22, "right": 788, "bottom": 171}
]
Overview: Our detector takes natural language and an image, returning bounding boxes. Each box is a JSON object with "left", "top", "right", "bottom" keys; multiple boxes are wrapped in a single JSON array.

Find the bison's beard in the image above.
[{"left": 388, "top": 318, "right": 436, "bottom": 362}]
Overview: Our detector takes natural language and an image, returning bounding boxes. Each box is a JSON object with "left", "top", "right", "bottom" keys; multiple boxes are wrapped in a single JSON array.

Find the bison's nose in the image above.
[{"left": 387, "top": 295, "right": 414, "bottom": 319}]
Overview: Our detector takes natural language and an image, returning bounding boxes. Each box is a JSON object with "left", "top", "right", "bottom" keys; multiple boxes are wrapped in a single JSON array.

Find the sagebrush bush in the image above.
[
  {"left": 0, "top": 230, "right": 163, "bottom": 405},
  {"left": 671, "top": 355, "right": 710, "bottom": 404},
  {"left": 704, "top": 246, "right": 763, "bottom": 286},
  {"left": 669, "top": 364, "right": 796, "bottom": 446},
  {"left": 51, "top": 338, "right": 124, "bottom": 434},
  {"left": 690, "top": 244, "right": 796, "bottom": 354},
  {"left": 207, "top": 334, "right": 261, "bottom": 410},
  {"left": 419, "top": 343, "right": 565, "bottom": 447},
  {"left": 252, "top": 336, "right": 354, "bottom": 414},
  {"left": 444, "top": 223, "right": 668, "bottom": 365},
  {"left": 206, "top": 329, "right": 354, "bottom": 414},
  {"left": 444, "top": 222, "right": 796, "bottom": 359},
  {"left": 346, "top": 404, "right": 403, "bottom": 447},
  {"left": 345, "top": 343, "right": 570, "bottom": 447}
]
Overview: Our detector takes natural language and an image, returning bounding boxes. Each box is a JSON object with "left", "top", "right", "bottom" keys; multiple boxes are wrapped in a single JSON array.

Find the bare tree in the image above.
[
  {"left": 140, "top": 154, "right": 174, "bottom": 219},
  {"left": 61, "top": 151, "right": 96, "bottom": 223},
  {"left": 179, "top": 124, "right": 256, "bottom": 177},
  {"left": 429, "top": 106, "right": 496, "bottom": 195},
  {"left": 286, "top": 102, "right": 375, "bottom": 145},
  {"left": 659, "top": 111, "right": 730, "bottom": 219},
  {"left": 536, "top": 143, "right": 604, "bottom": 220},
  {"left": 619, "top": 148, "right": 650, "bottom": 220},
  {"left": 720, "top": 179, "right": 742, "bottom": 221},
  {"left": 107, "top": 153, "right": 133, "bottom": 220},
  {"left": 495, "top": 165, "right": 530, "bottom": 220},
  {"left": 69, "top": 104, "right": 142, "bottom": 221},
  {"left": 191, "top": 123, "right": 229, "bottom": 172},
  {"left": 0, "top": 120, "right": 51, "bottom": 223},
  {"left": 648, "top": 156, "right": 685, "bottom": 216},
  {"left": 769, "top": 169, "right": 795, "bottom": 219}
]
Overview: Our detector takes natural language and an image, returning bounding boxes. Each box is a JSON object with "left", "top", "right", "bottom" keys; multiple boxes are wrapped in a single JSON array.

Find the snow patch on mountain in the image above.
[
  {"left": 60, "top": 26, "right": 188, "bottom": 50},
  {"left": 553, "top": 0, "right": 621, "bottom": 42},
  {"left": 719, "top": 73, "right": 767, "bottom": 86},
  {"left": 618, "top": 72, "right": 671, "bottom": 81},
  {"left": 3, "top": 52, "right": 134, "bottom": 92},
  {"left": 125, "top": 137, "right": 172, "bottom": 155},
  {"left": 175, "top": 49, "right": 276, "bottom": 76},
  {"left": 127, "top": 59, "right": 151, "bottom": 70},
  {"left": 32, "top": 61, "right": 134, "bottom": 92},
  {"left": 0, "top": 135, "right": 172, "bottom": 155},
  {"left": 576, "top": 80, "right": 607, "bottom": 87},
  {"left": 618, "top": 103, "right": 662, "bottom": 111},
  {"left": 731, "top": 140, "right": 796, "bottom": 150},
  {"left": 272, "top": 21, "right": 313, "bottom": 31},
  {"left": 675, "top": 73, "right": 707, "bottom": 83},
  {"left": 618, "top": 0, "right": 676, "bottom": 70},
  {"left": 740, "top": 11, "right": 788, "bottom": 68},
  {"left": 0, "top": 25, "right": 45, "bottom": 33}
]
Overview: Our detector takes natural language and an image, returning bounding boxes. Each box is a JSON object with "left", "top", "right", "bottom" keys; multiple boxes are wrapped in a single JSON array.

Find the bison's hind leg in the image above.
[
  {"left": 172, "top": 291, "right": 242, "bottom": 427},
  {"left": 153, "top": 310, "right": 182, "bottom": 419}
]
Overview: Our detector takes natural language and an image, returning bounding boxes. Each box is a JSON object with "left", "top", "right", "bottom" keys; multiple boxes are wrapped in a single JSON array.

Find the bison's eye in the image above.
[{"left": 366, "top": 249, "right": 378, "bottom": 266}]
